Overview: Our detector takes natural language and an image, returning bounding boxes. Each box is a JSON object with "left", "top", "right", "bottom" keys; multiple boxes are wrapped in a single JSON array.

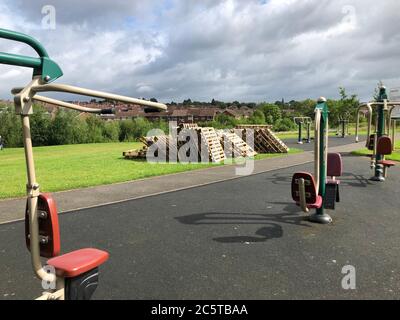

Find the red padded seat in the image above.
[
  {"left": 292, "top": 172, "right": 323, "bottom": 210},
  {"left": 47, "top": 248, "right": 109, "bottom": 278},
  {"left": 296, "top": 195, "right": 323, "bottom": 209},
  {"left": 376, "top": 136, "right": 393, "bottom": 155},
  {"left": 327, "top": 153, "right": 343, "bottom": 177},
  {"left": 378, "top": 160, "right": 396, "bottom": 167}
]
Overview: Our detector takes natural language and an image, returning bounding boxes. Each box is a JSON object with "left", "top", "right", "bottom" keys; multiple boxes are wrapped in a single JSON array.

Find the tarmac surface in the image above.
[
  {"left": 0, "top": 135, "right": 362, "bottom": 224},
  {"left": 1, "top": 136, "right": 400, "bottom": 299}
]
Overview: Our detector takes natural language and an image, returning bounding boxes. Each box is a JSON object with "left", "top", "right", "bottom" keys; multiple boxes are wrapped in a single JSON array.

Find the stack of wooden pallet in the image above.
[
  {"left": 124, "top": 127, "right": 226, "bottom": 163},
  {"left": 123, "top": 146, "right": 148, "bottom": 159},
  {"left": 189, "top": 127, "right": 226, "bottom": 163},
  {"left": 216, "top": 130, "right": 257, "bottom": 158},
  {"left": 123, "top": 135, "right": 176, "bottom": 161},
  {"left": 142, "top": 135, "right": 178, "bottom": 161},
  {"left": 235, "top": 125, "right": 289, "bottom": 153}
]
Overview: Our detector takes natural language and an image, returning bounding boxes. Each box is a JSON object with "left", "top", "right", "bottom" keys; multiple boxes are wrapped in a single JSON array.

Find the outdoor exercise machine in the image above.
[
  {"left": 0, "top": 28, "right": 167, "bottom": 299},
  {"left": 291, "top": 98, "right": 343, "bottom": 224},
  {"left": 337, "top": 115, "right": 350, "bottom": 138},
  {"left": 293, "top": 117, "right": 312, "bottom": 144},
  {"left": 355, "top": 85, "right": 397, "bottom": 181}
]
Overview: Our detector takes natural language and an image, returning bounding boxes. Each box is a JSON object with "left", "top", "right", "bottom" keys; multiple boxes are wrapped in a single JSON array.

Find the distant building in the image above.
[{"left": 35, "top": 100, "right": 255, "bottom": 124}]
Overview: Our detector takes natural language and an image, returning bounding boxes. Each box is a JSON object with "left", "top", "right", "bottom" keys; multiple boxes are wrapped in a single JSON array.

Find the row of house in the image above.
[
  {"left": 2, "top": 97, "right": 256, "bottom": 123},
  {"left": 38, "top": 100, "right": 255, "bottom": 124},
  {"left": 107, "top": 105, "right": 254, "bottom": 123}
]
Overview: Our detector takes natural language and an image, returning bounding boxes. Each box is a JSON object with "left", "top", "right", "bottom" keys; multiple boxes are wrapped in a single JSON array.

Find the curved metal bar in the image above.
[
  {"left": 30, "top": 83, "right": 167, "bottom": 110},
  {"left": 0, "top": 29, "right": 63, "bottom": 82},
  {"left": 298, "top": 178, "right": 309, "bottom": 213},
  {"left": 355, "top": 103, "right": 372, "bottom": 145},
  {"left": 32, "top": 95, "right": 103, "bottom": 113},
  {"left": 21, "top": 114, "right": 56, "bottom": 285},
  {"left": 0, "top": 28, "right": 49, "bottom": 58},
  {"left": 293, "top": 116, "right": 312, "bottom": 124},
  {"left": 12, "top": 87, "right": 103, "bottom": 113}
]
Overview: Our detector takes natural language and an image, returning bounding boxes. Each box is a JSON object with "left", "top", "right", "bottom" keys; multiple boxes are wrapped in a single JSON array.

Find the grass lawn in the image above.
[
  {"left": 351, "top": 141, "right": 400, "bottom": 162},
  {"left": 0, "top": 142, "right": 302, "bottom": 199}
]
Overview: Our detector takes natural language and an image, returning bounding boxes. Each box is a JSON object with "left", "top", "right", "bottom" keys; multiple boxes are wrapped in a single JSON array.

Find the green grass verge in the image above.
[
  {"left": 351, "top": 141, "right": 400, "bottom": 162},
  {"left": 0, "top": 143, "right": 302, "bottom": 199}
]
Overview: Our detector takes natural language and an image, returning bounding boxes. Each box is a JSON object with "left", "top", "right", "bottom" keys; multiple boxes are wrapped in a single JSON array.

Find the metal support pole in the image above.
[
  {"left": 298, "top": 122, "right": 303, "bottom": 144},
  {"left": 371, "top": 87, "right": 388, "bottom": 182},
  {"left": 309, "top": 97, "right": 332, "bottom": 224},
  {"left": 341, "top": 120, "right": 345, "bottom": 138}
]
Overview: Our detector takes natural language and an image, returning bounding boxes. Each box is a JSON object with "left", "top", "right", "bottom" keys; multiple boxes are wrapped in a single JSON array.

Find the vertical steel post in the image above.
[
  {"left": 372, "top": 87, "right": 388, "bottom": 181},
  {"left": 341, "top": 120, "right": 345, "bottom": 138},
  {"left": 298, "top": 122, "right": 303, "bottom": 144},
  {"left": 309, "top": 97, "right": 332, "bottom": 224}
]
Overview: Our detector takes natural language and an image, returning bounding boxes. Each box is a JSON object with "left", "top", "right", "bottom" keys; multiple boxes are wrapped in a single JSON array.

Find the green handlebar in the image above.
[
  {"left": 0, "top": 28, "right": 63, "bottom": 82},
  {"left": 0, "top": 28, "right": 49, "bottom": 57},
  {"left": 0, "top": 52, "right": 42, "bottom": 69}
]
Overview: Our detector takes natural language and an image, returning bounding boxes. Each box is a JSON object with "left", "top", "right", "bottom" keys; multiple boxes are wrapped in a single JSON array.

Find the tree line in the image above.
[
  {"left": 0, "top": 87, "right": 362, "bottom": 148},
  {"left": 0, "top": 105, "right": 169, "bottom": 148}
]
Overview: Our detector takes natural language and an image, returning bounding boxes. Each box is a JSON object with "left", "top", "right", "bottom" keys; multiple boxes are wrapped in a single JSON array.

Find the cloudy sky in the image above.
[{"left": 0, "top": 0, "right": 399, "bottom": 102}]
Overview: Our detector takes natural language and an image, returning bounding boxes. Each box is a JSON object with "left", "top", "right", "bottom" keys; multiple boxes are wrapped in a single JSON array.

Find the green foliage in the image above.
[
  {"left": 274, "top": 118, "right": 297, "bottom": 131},
  {"left": 102, "top": 121, "right": 121, "bottom": 142},
  {"left": 258, "top": 103, "right": 282, "bottom": 125},
  {"left": 0, "top": 105, "right": 23, "bottom": 147},
  {"left": 48, "top": 109, "right": 81, "bottom": 145},
  {"left": 30, "top": 105, "right": 51, "bottom": 146},
  {"left": 249, "top": 109, "right": 265, "bottom": 124}
]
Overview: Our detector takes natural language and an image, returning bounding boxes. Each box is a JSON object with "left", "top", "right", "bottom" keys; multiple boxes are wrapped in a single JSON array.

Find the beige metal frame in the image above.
[
  {"left": 355, "top": 100, "right": 399, "bottom": 168},
  {"left": 13, "top": 76, "right": 167, "bottom": 300},
  {"left": 388, "top": 105, "right": 400, "bottom": 150},
  {"left": 298, "top": 107, "right": 328, "bottom": 213}
]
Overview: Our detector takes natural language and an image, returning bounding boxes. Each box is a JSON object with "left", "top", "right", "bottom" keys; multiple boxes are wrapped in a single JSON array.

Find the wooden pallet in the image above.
[
  {"left": 235, "top": 125, "right": 289, "bottom": 153},
  {"left": 216, "top": 130, "right": 257, "bottom": 158},
  {"left": 196, "top": 127, "right": 226, "bottom": 163},
  {"left": 123, "top": 146, "right": 147, "bottom": 159}
]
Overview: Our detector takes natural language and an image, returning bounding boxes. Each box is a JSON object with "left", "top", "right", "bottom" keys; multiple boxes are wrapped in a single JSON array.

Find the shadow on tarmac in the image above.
[{"left": 175, "top": 205, "right": 311, "bottom": 243}]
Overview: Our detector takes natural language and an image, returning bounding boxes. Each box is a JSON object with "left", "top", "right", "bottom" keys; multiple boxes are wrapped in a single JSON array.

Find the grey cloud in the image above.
[{"left": 1, "top": 0, "right": 400, "bottom": 103}]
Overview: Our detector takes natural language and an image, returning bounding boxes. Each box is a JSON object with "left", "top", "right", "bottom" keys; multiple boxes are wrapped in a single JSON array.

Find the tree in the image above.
[
  {"left": 102, "top": 121, "right": 120, "bottom": 142},
  {"left": 258, "top": 103, "right": 282, "bottom": 125},
  {"left": 85, "top": 115, "right": 105, "bottom": 143},
  {"left": 0, "top": 105, "right": 23, "bottom": 147},
  {"left": 48, "top": 109, "right": 81, "bottom": 145},
  {"left": 249, "top": 109, "right": 266, "bottom": 124},
  {"left": 30, "top": 105, "right": 51, "bottom": 146}
]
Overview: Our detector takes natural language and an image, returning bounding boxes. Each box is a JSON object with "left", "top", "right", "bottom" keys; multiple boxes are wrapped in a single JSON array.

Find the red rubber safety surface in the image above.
[{"left": 47, "top": 248, "right": 109, "bottom": 278}]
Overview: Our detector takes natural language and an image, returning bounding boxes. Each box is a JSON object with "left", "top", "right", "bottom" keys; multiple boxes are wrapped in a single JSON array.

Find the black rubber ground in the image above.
[{"left": 1, "top": 150, "right": 399, "bottom": 299}]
